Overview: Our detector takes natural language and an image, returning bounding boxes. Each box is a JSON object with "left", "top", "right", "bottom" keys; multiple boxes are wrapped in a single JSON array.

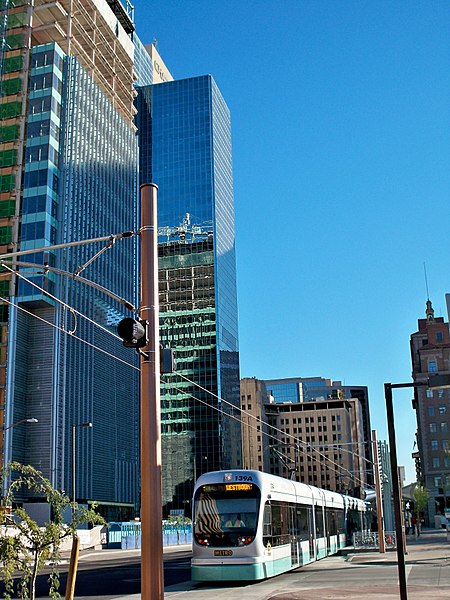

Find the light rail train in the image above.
[{"left": 192, "top": 470, "right": 367, "bottom": 581}]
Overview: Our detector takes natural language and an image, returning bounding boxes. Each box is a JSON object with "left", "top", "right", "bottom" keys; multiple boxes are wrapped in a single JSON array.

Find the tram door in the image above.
[
  {"left": 289, "top": 506, "right": 299, "bottom": 566},
  {"left": 325, "top": 509, "right": 331, "bottom": 554},
  {"left": 308, "top": 506, "right": 315, "bottom": 560}
]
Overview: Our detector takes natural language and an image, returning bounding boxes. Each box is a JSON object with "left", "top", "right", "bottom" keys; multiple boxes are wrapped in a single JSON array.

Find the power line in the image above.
[
  {"left": 0, "top": 264, "right": 124, "bottom": 342},
  {"left": 163, "top": 376, "right": 368, "bottom": 491},
  {"left": 0, "top": 295, "right": 139, "bottom": 371},
  {"left": 0, "top": 231, "right": 136, "bottom": 261},
  {"left": 0, "top": 268, "right": 373, "bottom": 490},
  {"left": 170, "top": 372, "right": 373, "bottom": 491}
]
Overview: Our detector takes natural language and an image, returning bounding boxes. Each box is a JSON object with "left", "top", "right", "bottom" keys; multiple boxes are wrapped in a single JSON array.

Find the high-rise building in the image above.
[
  {"left": 264, "top": 376, "right": 373, "bottom": 486},
  {"left": 1, "top": 0, "right": 146, "bottom": 519},
  {"left": 240, "top": 377, "right": 371, "bottom": 497},
  {"left": 240, "top": 377, "right": 272, "bottom": 472},
  {"left": 136, "top": 75, "right": 241, "bottom": 516},
  {"left": 410, "top": 299, "right": 450, "bottom": 524}
]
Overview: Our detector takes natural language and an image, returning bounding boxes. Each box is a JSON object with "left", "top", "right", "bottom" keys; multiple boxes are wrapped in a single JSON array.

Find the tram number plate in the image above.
[{"left": 214, "top": 550, "right": 233, "bottom": 556}]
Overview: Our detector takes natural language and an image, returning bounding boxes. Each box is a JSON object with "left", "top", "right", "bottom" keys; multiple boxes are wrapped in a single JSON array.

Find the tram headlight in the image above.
[{"left": 238, "top": 536, "right": 254, "bottom": 546}]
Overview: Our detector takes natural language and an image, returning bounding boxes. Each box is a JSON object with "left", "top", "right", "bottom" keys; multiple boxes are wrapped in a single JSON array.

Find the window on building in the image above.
[
  {"left": 434, "top": 477, "right": 442, "bottom": 488},
  {"left": 431, "top": 440, "right": 438, "bottom": 450},
  {"left": 440, "top": 423, "right": 448, "bottom": 433},
  {"left": 432, "top": 458, "right": 440, "bottom": 468},
  {"left": 428, "top": 406, "right": 435, "bottom": 416},
  {"left": 426, "top": 389, "right": 434, "bottom": 398},
  {"left": 442, "top": 440, "right": 448, "bottom": 450},
  {"left": 439, "top": 405, "right": 447, "bottom": 414},
  {"left": 438, "top": 389, "right": 444, "bottom": 398},
  {"left": 428, "top": 360, "right": 437, "bottom": 373},
  {"left": 429, "top": 423, "right": 437, "bottom": 433},
  {"left": 436, "top": 332, "right": 443, "bottom": 342}
]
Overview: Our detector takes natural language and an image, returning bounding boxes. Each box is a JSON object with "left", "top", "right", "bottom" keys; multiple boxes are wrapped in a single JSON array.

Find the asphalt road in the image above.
[{"left": 0, "top": 549, "right": 193, "bottom": 598}]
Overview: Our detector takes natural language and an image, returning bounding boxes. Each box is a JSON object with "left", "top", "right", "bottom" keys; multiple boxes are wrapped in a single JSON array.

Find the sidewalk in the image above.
[{"left": 77, "top": 529, "right": 450, "bottom": 600}]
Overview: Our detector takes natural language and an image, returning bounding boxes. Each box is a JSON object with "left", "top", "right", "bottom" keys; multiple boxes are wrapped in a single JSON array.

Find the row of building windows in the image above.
[
  {"left": 278, "top": 434, "right": 342, "bottom": 444},
  {"left": 429, "top": 422, "right": 448, "bottom": 433},
  {"left": 430, "top": 440, "right": 448, "bottom": 451},
  {"left": 431, "top": 457, "right": 450, "bottom": 469},
  {"left": 281, "top": 425, "right": 341, "bottom": 434},
  {"left": 433, "top": 475, "right": 450, "bottom": 489},
  {"left": 427, "top": 402, "right": 447, "bottom": 413}
]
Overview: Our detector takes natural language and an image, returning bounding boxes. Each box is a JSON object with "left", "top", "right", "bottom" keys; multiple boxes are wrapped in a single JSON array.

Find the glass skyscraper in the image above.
[
  {"left": 1, "top": 0, "right": 142, "bottom": 519},
  {"left": 136, "top": 75, "right": 241, "bottom": 515}
]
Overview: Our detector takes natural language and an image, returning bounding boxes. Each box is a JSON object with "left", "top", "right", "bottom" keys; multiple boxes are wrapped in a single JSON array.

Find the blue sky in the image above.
[{"left": 133, "top": 0, "right": 450, "bottom": 483}]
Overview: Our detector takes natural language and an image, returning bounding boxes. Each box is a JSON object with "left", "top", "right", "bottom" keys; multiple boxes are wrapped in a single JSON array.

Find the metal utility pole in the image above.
[
  {"left": 384, "top": 374, "right": 450, "bottom": 600},
  {"left": 140, "top": 183, "right": 163, "bottom": 600},
  {"left": 371, "top": 429, "right": 386, "bottom": 553},
  {"left": 385, "top": 382, "right": 408, "bottom": 600}
]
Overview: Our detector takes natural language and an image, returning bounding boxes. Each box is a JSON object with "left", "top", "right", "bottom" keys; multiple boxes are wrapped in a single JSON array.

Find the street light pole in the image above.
[
  {"left": 140, "top": 183, "right": 163, "bottom": 600},
  {"left": 71, "top": 421, "right": 93, "bottom": 521},
  {"left": 384, "top": 374, "right": 450, "bottom": 600},
  {"left": 2, "top": 418, "right": 38, "bottom": 432},
  {"left": 385, "top": 382, "right": 407, "bottom": 600},
  {"left": 66, "top": 421, "right": 92, "bottom": 600}
]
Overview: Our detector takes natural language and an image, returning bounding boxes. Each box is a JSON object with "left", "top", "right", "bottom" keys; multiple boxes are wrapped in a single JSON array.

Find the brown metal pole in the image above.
[
  {"left": 140, "top": 183, "right": 163, "bottom": 600},
  {"left": 385, "top": 383, "right": 408, "bottom": 600},
  {"left": 371, "top": 429, "right": 386, "bottom": 553},
  {"left": 65, "top": 535, "right": 80, "bottom": 600}
]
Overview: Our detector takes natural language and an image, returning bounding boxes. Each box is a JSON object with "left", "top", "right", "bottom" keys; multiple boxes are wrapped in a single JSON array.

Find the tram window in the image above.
[
  {"left": 193, "top": 485, "right": 261, "bottom": 548},
  {"left": 315, "top": 506, "right": 325, "bottom": 537},
  {"left": 326, "top": 509, "right": 337, "bottom": 535},
  {"left": 337, "top": 510, "right": 345, "bottom": 534},
  {"left": 263, "top": 501, "right": 290, "bottom": 546},
  {"left": 263, "top": 504, "right": 271, "bottom": 536},
  {"left": 295, "top": 506, "right": 311, "bottom": 541}
]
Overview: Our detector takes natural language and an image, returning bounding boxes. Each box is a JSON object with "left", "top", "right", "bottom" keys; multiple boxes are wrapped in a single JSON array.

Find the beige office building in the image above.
[{"left": 240, "top": 377, "right": 369, "bottom": 497}]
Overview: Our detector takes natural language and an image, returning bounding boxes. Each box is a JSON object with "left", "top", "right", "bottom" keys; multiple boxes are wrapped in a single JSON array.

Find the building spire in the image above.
[{"left": 426, "top": 299, "right": 435, "bottom": 322}]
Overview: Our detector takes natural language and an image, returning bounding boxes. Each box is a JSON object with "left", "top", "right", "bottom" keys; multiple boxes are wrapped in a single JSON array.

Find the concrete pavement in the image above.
[{"left": 78, "top": 528, "right": 450, "bottom": 600}]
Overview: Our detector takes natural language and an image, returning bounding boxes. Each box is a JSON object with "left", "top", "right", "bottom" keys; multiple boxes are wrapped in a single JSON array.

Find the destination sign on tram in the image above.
[
  {"left": 225, "top": 483, "right": 253, "bottom": 492},
  {"left": 202, "top": 483, "right": 254, "bottom": 493}
]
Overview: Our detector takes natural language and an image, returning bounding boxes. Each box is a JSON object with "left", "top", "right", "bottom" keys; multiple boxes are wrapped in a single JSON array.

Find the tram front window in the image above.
[{"left": 193, "top": 483, "right": 261, "bottom": 547}]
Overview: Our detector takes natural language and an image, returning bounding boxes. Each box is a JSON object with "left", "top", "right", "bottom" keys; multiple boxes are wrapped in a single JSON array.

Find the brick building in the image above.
[{"left": 410, "top": 299, "right": 450, "bottom": 523}]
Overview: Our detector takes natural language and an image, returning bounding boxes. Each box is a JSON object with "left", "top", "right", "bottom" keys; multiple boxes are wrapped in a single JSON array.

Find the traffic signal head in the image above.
[{"left": 117, "top": 318, "right": 148, "bottom": 348}]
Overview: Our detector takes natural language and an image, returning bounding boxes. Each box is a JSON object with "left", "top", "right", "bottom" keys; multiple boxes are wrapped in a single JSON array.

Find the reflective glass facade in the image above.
[
  {"left": 132, "top": 34, "right": 153, "bottom": 87},
  {"left": 5, "top": 43, "right": 140, "bottom": 518},
  {"left": 136, "top": 75, "right": 241, "bottom": 515}
]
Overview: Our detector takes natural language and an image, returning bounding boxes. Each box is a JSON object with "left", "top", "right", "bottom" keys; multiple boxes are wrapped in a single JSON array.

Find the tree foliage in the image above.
[
  {"left": 0, "top": 462, "right": 105, "bottom": 600},
  {"left": 413, "top": 484, "right": 429, "bottom": 514}
]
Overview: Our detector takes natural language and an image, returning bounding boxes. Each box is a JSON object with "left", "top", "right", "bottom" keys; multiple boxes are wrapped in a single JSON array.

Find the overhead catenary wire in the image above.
[
  {"left": 0, "top": 263, "right": 125, "bottom": 342},
  {"left": 162, "top": 375, "right": 371, "bottom": 492},
  {"left": 0, "top": 259, "right": 374, "bottom": 490},
  {"left": 0, "top": 295, "right": 140, "bottom": 372},
  {"left": 167, "top": 372, "right": 374, "bottom": 491},
  {"left": 0, "top": 231, "right": 136, "bottom": 261}
]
